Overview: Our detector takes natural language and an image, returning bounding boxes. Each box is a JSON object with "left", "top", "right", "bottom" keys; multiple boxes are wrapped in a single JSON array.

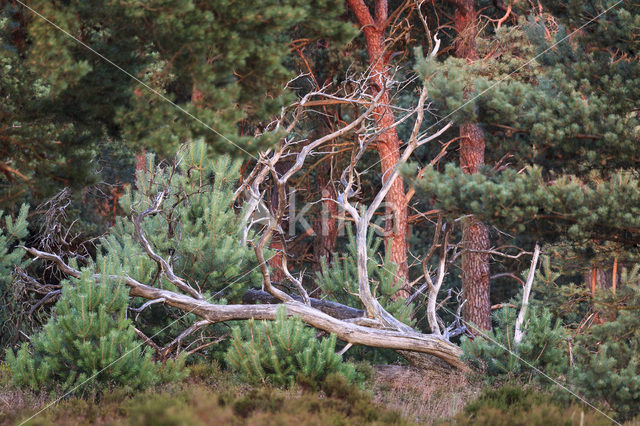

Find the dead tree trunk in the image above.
[{"left": 24, "top": 247, "right": 466, "bottom": 369}]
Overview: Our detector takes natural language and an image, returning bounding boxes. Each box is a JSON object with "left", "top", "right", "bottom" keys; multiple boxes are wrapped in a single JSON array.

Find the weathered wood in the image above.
[
  {"left": 514, "top": 244, "right": 541, "bottom": 344},
  {"left": 243, "top": 289, "right": 365, "bottom": 319},
  {"left": 23, "top": 247, "right": 467, "bottom": 370}
]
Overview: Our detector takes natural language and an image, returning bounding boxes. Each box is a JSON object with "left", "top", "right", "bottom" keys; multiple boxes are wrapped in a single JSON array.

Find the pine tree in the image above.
[
  {"left": 0, "top": 204, "right": 30, "bottom": 346},
  {"left": 106, "top": 141, "right": 260, "bottom": 301},
  {"left": 461, "top": 304, "right": 568, "bottom": 384},
  {"left": 226, "top": 306, "right": 357, "bottom": 388},
  {"left": 101, "top": 140, "right": 261, "bottom": 354},
  {"left": 410, "top": 1, "right": 640, "bottom": 311},
  {"left": 0, "top": 9, "right": 120, "bottom": 214},
  {"left": 2, "top": 0, "right": 355, "bottom": 231},
  {"left": 10, "top": 0, "right": 354, "bottom": 155},
  {"left": 5, "top": 263, "right": 186, "bottom": 393},
  {"left": 571, "top": 266, "right": 640, "bottom": 421}
]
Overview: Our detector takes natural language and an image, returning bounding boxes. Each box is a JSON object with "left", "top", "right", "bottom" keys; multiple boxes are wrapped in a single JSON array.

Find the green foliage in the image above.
[
  {"left": 461, "top": 304, "right": 568, "bottom": 384},
  {"left": 226, "top": 306, "right": 358, "bottom": 388},
  {"left": 105, "top": 140, "right": 259, "bottom": 302},
  {"left": 0, "top": 8, "right": 136, "bottom": 222},
  {"left": 414, "top": 164, "right": 640, "bottom": 252},
  {"left": 17, "top": 0, "right": 355, "bottom": 156},
  {"left": 5, "top": 265, "right": 186, "bottom": 393},
  {"left": 100, "top": 141, "right": 259, "bottom": 356},
  {"left": 456, "top": 385, "right": 610, "bottom": 426},
  {"left": 531, "top": 255, "right": 592, "bottom": 328},
  {"left": 0, "top": 204, "right": 30, "bottom": 346},
  {"left": 571, "top": 266, "right": 640, "bottom": 421},
  {"left": 412, "top": 2, "right": 640, "bottom": 263},
  {"left": 316, "top": 225, "right": 414, "bottom": 326}
]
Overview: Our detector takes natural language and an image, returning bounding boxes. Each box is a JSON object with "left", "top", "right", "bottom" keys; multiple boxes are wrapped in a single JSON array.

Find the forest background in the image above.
[{"left": 0, "top": 0, "right": 639, "bottom": 424}]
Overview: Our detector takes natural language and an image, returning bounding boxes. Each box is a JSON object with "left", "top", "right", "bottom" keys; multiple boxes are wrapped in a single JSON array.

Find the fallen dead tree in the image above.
[
  {"left": 20, "top": 49, "right": 471, "bottom": 370},
  {"left": 23, "top": 247, "right": 465, "bottom": 369}
]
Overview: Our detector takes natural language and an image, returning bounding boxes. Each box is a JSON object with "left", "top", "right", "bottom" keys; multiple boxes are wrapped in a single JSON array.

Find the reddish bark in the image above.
[
  {"left": 347, "top": 0, "right": 409, "bottom": 287},
  {"left": 454, "top": 1, "right": 492, "bottom": 330},
  {"left": 135, "top": 149, "right": 147, "bottom": 173}
]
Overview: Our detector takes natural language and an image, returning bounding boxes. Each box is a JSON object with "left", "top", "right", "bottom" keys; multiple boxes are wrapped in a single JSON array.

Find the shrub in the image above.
[
  {"left": 571, "top": 266, "right": 640, "bottom": 422},
  {"left": 0, "top": 204, "right": 30, "bottom": 346},
  {"left": 456, "top": 385, "right": 610, "bottom": 426},
  {"left": 226, "top": 306, "right": 358, "bottom": 388},
  {"left": 461, "top": 304, "right": 568, "bottom": 383},
  {"left": 5, "top": 264, "right": 186, "bottom": 393}
]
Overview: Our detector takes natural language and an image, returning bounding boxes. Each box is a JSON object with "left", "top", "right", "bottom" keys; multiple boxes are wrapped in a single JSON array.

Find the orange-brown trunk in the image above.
[
  {"left": 347, "top": 0, "right": 409, "bottom": 291},
  {"left": 455, "top": 1, "right": 492, "bottom": 330}
]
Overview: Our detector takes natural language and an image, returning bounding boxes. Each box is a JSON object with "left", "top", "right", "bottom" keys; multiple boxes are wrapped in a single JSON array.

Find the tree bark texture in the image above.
[
  {"left": 347, "top": 0, "right": 409, "bottom": 288},
  {"left": 455, "top": 1, "right": 492, "bottom": 330}
]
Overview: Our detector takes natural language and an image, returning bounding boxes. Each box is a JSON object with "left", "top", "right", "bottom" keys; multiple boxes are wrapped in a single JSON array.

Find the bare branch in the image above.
[
  {"left": 129, "top": 298, "right": 166, "bottom": 321},
  {"left": 425, "top": 223, "right": 451, "bottom": 336},
  {"left": 281, "top": 255, "right": 310, "bottom": 305},
  {"left": 514, "top": 244, "right": 541, "bottom": 345},
  {"left": 23, "top": 246, "right": 466, "bottom": 369},
  {"left": 133, "top": 191, "right": 202, "bottom": 299}
]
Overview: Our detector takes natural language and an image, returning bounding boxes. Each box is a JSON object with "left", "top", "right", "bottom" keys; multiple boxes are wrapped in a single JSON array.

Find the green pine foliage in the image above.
[
  {"left": 5, "top": 263, "right": 186, "bottom": 393},
  {"left": 315, "top": 226, "right": 414, "bottom": 326},
  {"left": 530, "top": 255, "right": 592, "bottom": 328},
  {"left": 0, "top": 9, "right": 136, "bottom": 221},
  {"left": 98, "top": 140, "right": 259, "bottom": 356},
  {"left": 0, "top": 204, "right": 30, "bottom": 346},
  {"left": 17, "top": 0, "right": 355, "bottom": 156},
  {"left": 104, "top": 140, "right": 259, "bottom": 302},
  {"left": 461, "top": 304, "right": 568, "bottom": 384},
  {"left": 571, "top": 266, "right": 640, "bottom": 421},
  {"left": 412, "top": 2, "right": 640, "bottom": 260},
  {"left": 413, "top": 165, "right": 640, "bottom": 252},
  {"left": 226, "top": 306, "right": 358, "bottom": 388}
]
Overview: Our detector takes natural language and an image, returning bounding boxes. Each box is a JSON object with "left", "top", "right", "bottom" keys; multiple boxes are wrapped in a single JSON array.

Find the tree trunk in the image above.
[
  {"left": 455, "top": 1, "right": 492, "bottom": 330},
  {"left": 25, "top": 247, "right": 466, "bottom": 370},
  {"left": 347, "top": 0, "right": 409, "bottom": 290}
]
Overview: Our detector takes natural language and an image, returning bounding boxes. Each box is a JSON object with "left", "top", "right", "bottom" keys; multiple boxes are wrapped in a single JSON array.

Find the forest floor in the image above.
[
  {"left": 0, "top": 362, "right": 481, "bottom": 425},
  {"left": 0, "top": 361, "right": 623, "bottom": 425}
]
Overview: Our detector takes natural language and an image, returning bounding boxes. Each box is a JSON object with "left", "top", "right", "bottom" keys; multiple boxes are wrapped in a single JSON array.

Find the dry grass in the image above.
[
  {"left": 370, "top": 364, "right": 482, "bottom": 424},
  {"left": 0, "top": 362, "right": 50, "bottom": 426},
  {"left": 0, "top": 361, "right": 413, "bottom": 425}
]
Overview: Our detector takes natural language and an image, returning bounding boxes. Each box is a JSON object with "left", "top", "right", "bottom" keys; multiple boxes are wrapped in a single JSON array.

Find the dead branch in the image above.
[
  {"left": 425, "top": 221, "right": 451, "bottom": 336},
  {"left": 23, "top": 246, "right": 466, "bottom": 369},
  {"left": 129, "top": 298, "right": 165, "bottom": 321},
  {"left": 514, "top": 244, "right": 541, "bottom": 345},
  {"left": 133, "top": 190, "right": 202, "bottom": 300}
]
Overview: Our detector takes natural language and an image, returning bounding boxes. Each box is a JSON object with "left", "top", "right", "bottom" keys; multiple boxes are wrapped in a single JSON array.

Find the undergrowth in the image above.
[{"left": 1, "top": 361, "right": 411, "bottom": 426}]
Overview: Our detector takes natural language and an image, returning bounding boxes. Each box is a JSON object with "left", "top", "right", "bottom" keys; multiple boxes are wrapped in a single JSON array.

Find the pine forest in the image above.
[{"left": 0, "top": 0, "right": 639, "bottom": 424}]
